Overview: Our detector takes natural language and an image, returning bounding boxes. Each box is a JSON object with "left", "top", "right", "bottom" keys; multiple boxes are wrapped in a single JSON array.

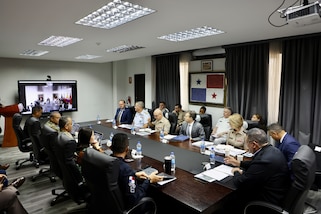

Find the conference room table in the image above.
[{"left": 80, "top": 120, "right": 235, "bottom": 214}]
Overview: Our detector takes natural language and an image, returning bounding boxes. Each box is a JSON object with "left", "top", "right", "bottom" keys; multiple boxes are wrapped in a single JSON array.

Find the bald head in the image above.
[{"left": 153, "top": 108, "right": 163, "bottom": 121}]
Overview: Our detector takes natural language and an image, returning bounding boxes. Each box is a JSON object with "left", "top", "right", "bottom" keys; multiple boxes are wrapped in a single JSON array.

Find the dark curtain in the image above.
[
  {"left": 155, "top": 54, "right": 180, "bottom": 111},
  {"left": 279, "top": 35, "right": 321, "bottom": 146},
  {"left": 225, "top": 43, "right": 269, "bottom": 121}
]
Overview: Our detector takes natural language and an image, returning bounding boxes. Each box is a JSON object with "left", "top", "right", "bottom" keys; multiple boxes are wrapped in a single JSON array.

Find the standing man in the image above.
[
  {"left": 132, "top": 101, "right": 150, "bottom": 129},
  {"left": 224, "top": 128, "right": 290, "bottom": 213},
  {"left": 267, "top": 123, "right": 300, "bottom": 169},
  {"left": 179, "top": 111, "right": 205, "bottom": 141},
  {"left": 172, "top": 103, "right": 185, "bottom": 133},
  {"left": 45, "top": 111, "right": 61, "bottom": 132},
  {"left": 210, "top": 107, "right": 232, "bottom": 145},
  {"left": 114, "top": 99, "right": 133, "bottom": 125},
  {"left": 148, "top": 108, "right": 171, "bottom": 134}
]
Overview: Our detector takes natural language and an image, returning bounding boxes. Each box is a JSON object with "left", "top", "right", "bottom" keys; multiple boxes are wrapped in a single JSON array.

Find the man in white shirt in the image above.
[
  {"left": 210, "top": 107, "right": 232, "bottom": 144},
  {"left": 132, "top": 101, "right": 150, "bottom": 129}
]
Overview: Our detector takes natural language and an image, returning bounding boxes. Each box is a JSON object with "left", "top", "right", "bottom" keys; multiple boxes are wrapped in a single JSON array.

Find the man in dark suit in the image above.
[
  {"left": 267, "top": 123, "right": 300, "bottom": 169},
  {"left": 224, "top": 128, "right": 290, "bottom": 213},
  {"left": 179, "top": 111, "right": 205, "bottom": 141},
  {"left": 114, "top": 99, "right": 133, "bottom": 124}
]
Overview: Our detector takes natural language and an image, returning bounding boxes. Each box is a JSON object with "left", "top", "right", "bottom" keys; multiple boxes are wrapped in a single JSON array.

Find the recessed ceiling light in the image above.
[
  {"left": 75, "top": 55, "right": 101, "bottom": 60},
  {"left": 75, "top": 0, "right": 156, "bottom": 29},
  {"left": 38, "top": 36, "right": 83, "bottom": 47},
  {"left": 20, "top": 50, "right": 49, "bottom": 56},
  {"left": 106, "top": 45, "right": 145, "bottom": 53},
  {"left": 158, "top": 26, "right": 225, "bottom": 42}
]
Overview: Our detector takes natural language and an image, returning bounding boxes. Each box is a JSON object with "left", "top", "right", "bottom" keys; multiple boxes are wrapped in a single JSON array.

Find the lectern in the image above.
[{"left": 0, "top": 104, "right": 20, "bottom": 147}]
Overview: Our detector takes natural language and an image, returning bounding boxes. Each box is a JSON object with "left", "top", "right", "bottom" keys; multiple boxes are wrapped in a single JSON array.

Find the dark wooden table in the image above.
[{"left": 89, "top": 121, "right": 235, "bottom": 213}]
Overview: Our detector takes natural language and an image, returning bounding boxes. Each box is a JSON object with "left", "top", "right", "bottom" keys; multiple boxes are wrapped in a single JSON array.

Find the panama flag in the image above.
[{"left": 190, "top": 73, "right": 225, "bottom": 104}]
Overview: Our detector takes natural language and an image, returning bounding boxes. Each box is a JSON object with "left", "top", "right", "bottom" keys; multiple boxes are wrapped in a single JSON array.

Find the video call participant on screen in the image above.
[
  {"left": 110, "top": 133, "right": 163, "bottom": 209},
  {"left": 114, "top": 100, "right": 133, "bottom": 125},
  {"left": 223, "top": 128, "right": 289, "bottom": 214},
  {"left": 209, "top": 107, "right": 232, "bottom": 145},
  {"left": 132, "top": 101, "right": 150, "bottom": 129},
  {"left": 179, "top": 111, "right": 205, "bottom": 141},
  {"left": 148, "top": 108, "right": 171, "bottom": 134}
]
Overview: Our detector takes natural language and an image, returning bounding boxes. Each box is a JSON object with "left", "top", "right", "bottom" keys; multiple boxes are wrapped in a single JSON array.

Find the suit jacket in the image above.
[
  {"left": 114, "top": 107, "right": 133, "bottom": 124},
  {"left": 233, "top": 144, "right": 290, "bottom": 208},
  {"left": 276, "top": 133, "right": 300, "bottom": 169},
  {"left": 179, "top": 121, "right": 205, "bottom": 141}
]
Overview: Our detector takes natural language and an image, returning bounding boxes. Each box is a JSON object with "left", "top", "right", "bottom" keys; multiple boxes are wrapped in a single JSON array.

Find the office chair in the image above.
[
  {"left": 308, "top": 143, "right": 321, "bottom": 191},
  {"left": 165, "top": 112, "right": 177, "bottom": 134},
  {"left": 244, "top": 145, "right": 317, "bottom": 214},
  {"left": 12, "top": 113, "right": 34, "bottom": 170},
  {"left": 55, "top": 132, "right": 91, "bottom": 208},
  {"left": 41, "top": 125, "right": 69, "bottom": 206},
  {"left": 81, "top": 148, "right": 157, "bottom": 214},
  {"left": 199, "top": 114, "right": 212, "bottom": 141}
]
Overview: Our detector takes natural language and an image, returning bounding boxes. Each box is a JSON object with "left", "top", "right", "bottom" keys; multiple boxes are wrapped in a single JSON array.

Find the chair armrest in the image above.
[
  {"left": 244, "top": 201, "right": 286, "bottom": 214},
  {"left": 22, "top": 138, "right": 32, "bottom": 144},
  {"left": 126, "top": 197, "right": 157, "bottom": 214}
]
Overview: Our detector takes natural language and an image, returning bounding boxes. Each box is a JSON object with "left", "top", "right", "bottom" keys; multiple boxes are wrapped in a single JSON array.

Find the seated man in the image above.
[
  {"left": 132, "top": 101, "right": 150, "bottom": 129},
  {"left": 45, "top": 111, "right": 61, "bottom": 132},
  {"left": 110, "top": 133, "right": 163, "bottom": 209},
  {"left": 172, "top": 103, "right": 185, "bottom": 133},
  {"left": 179, "top": 111, "right": 205, "bottom": 141},
  {"left": 267, "top": 123, "right": 300, "bottom": 169},
  {"left": 210, "top": 107, "right": 232, "bottom": 145},
  {"left": 199, "top": 106, "right": 206, "bottom": 115},
  {"left": 148, "top": 108, "right": 171, "bottom": 134},
  {"left": 223, "top": 128, "right": 290, "bottom": 214},
  {"left": 158, "top": 101, "right": 169, "bottom": 115},
  {"left": 114, "top": 99, "right": 133, "bottom": 125},
  {"left": 23, "top": 105, "right": 46, "bottom": 165}
]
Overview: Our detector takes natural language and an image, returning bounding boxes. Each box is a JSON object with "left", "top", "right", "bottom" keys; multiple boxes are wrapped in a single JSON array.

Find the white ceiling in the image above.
[{"left": 1, "top": 0, "right": 321, "bottom": 63}]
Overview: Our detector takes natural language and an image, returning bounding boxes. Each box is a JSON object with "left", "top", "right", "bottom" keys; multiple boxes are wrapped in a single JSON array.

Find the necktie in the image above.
[
  {"left": 187, "top": 125, "right": 191, "bottom": 137},
  {"left": 117, "top": 109, "right": 123, "bottom": 123}
]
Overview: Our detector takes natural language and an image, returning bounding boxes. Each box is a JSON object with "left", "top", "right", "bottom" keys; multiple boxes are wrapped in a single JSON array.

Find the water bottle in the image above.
[
  {"left": 96, "top": 115, "right": 101, "bottom": 124},
  {"left": 200, "top": 137, "right": 205, "bottom": 154},
  {"left": 112, "top": 119, "right": 116, "bottom": 128},
  {"left": 131, "top": 125, "right": 136, "bottom": 135},
  {"left": 136, "top": 141, "right": 142, "bottom": 156},
  {"left": 210, "top": 147, "right": 215, "bottom": 165},
  {"left": 170, "top": 152, "right": 176, "bottom": 172},
  {"left": 109, "top": 132, "right": 114, "bottom": 142},
  {"left": 160, "top": 129, "right": 164, "bottom": 141}
]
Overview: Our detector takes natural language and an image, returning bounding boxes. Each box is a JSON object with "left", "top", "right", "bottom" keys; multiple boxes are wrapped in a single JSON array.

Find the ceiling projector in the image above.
[{"left": 280, "top": 1, "right": 321, "bottom": 26}]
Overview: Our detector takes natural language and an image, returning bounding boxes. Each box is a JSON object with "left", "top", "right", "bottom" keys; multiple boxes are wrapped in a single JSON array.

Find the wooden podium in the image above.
[{"left": 0, "top": 104, "right": 19, "bottom": 147}]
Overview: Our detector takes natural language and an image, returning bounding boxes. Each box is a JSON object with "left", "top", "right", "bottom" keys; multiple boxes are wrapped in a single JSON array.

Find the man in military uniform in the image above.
[{"left": 132, "top": 101, "right": 150, "bottom": 129}]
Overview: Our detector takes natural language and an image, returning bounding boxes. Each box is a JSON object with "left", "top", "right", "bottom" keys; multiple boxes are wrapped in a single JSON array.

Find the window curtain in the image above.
[
  {"left": 225, "top": 43, "right": 269, "bottom": 121},
  {"left": 155, "top": 54, "right": 180, "bottom": 111},
  {"left": 279, "top": 35, "right": 321, "bottom": 146}
]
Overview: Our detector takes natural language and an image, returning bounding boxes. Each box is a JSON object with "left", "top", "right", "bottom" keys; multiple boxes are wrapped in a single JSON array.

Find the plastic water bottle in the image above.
[
  {"left": 136, "top": 141, "right": 142, "bottom": 156},
  {"left": 200, "top": 137, "right": 205, "bottom": 154},
  {"left": 96, "top": 115, "right": 101, "bottom": 124},
  {"left": 112, "top": 119, "right": 116, "bottom": 128},
  {"left": 109, "top": 132, "right": 114, "bottom": 142},
  {"left": 209, "top": 147, "right": 215, "bottom": 165},
  {"left": 131, "top": 125, "right": 136, "bottom": 135},
  {"left": 170, "top": 151, "right": 176, "bottom": 172},
  {"left": 160, "top": 129, "right": 164, "bottom": 141}
]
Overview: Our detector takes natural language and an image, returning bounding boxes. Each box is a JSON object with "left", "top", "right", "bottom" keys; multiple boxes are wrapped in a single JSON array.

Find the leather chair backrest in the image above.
[
  {"left": 283, "top": 145, "right": 316, "bottom": 214},
  {"left": 82, "top": 148, "right": 123, "bottom": 214},
  {"left": 41, "top": 125, "right": 61, "bottom": 178},
  {"left": 12, "top": 113, "right": 32, "bottom": 152},
  {"left": 166, "top": 112, "right": 177, "bottom": 135},
  {"left": 199, "top": 114, "right": 212, "bottom": 140}
]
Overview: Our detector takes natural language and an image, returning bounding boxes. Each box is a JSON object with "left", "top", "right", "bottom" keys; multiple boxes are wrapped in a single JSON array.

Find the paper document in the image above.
[
  {"left": 118, "top": 124, "right": 132, "bottom": 129},
  {"left": 136, "top": 132, "right": 151, "bottom": 136},
  {"left": 157, "top": 172, "right": 177, "bottom": 185},
  {"left": 213, "top": 165, "right": 234, "bottom": 176},
  {"left": 192, "top": 141, "right": 214, "bottom": 148},
  {"left": 194, "top": 164, "right": 234, "bottom": 182},
  {"left": 163, "top": 134, "right": 177, "bottom": 140}
]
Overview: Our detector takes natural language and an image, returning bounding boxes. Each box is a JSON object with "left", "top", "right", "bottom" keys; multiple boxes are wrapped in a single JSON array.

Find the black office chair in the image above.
[
  {"left": 244, "top": 145, "right": 317, "bottom": 214},
  {"left": 199, "top": 114, "right": 212, "bottom": 141},
  {"left": 82, "top": 148, "right": 157, "bottom": 214},
  {"left": 41, "top": 124, "right": 69, "bottom": 205},
  {"left": 55, "top": 132, "right": 91, "bottom": 207},
  {"left": 165, "top": 112, "right": 177, "bottom": 135},
  {"left": 308, "top": 143, "right": 321, "bottom": 191},
  {"left": 12, "top": 113, "right": 34, "bottom": 170}
]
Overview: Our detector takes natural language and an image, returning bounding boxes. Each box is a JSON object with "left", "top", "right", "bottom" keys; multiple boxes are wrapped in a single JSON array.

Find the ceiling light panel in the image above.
[
  {"left": 158, "top": 26, "right": 225, "bottom": 42},
  {"left": 75, "top": 55, "right": 101, "bottom": 60},
  {"left": 20, "top": 50, "right": 49, "bottom": 56},
  {"left": 38, "top": 36, "right": 83, "bottom": 47},
  {"left": 75, "top": 0, "right": 156, "bottom": 29},
  {"left": 106, "top": 45, "right": 145, "bottom": 53}
]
